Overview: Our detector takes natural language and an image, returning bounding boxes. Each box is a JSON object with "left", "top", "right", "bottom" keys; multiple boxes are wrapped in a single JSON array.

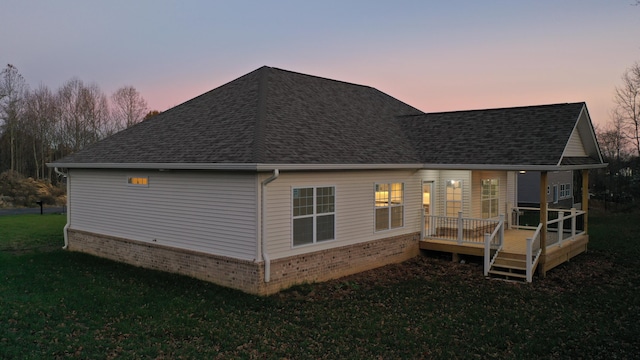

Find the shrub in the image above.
[{"left": 0, "top": 170, "right": 66, "bottom": 208}]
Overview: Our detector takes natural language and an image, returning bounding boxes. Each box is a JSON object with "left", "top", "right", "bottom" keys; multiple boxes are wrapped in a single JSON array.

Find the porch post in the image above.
[
  {"left": 457, "top": 211, "right": 463, "bottom": 245},
  {"left": 539, "top": 171, "right": 548, "bottom": 278},
  {"left": 582, "top": 169, "right": 589, "bottom": 234}
]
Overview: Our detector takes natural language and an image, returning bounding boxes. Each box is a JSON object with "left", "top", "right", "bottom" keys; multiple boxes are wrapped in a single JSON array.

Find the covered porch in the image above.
[{"left": 420, "top": 170, "right": 592, "bottom": 282}]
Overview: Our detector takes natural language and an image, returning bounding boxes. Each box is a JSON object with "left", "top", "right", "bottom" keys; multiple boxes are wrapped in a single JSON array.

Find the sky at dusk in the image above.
[{"left": 3, "top": 0, "right": 639, "bottom": 128}]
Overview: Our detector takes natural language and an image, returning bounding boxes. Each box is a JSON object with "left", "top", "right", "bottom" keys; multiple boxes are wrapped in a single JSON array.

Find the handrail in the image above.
[
  {"left": 425, "top": 213, "right": 501, "bottom": 245},
  {"left": 526, "top": 223, "right": 543, "bottom": 282},
  {"left": 484, "top": 215, "right": 504, "bottom": 276},
  {"left": 512, "top": 207, "right": 586, "bottom": 246}
]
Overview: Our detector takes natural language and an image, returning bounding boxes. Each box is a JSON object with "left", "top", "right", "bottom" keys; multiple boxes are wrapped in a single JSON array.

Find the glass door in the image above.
[{"left": 423, "top": 182, "right": 433, "bottom": 235}]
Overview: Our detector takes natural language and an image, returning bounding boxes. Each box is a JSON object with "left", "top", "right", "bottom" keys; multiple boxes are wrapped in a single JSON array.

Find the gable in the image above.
[
  {"left": 564, "top": 128, "right": 587, "bottom": 157},
  {"left": 560, "top": 106, "right": 603, "bottom": 164},
  {"left": 398, "top": 103, "right": 593, "bottom": 169}
]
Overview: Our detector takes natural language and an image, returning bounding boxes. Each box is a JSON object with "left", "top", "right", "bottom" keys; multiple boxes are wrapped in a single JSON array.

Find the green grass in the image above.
[
  {"left": 1, "top": 212, "right": 639, "bottom": 359},
  {"left": 0, "top": 214, "right": 66, "bottom": 254}
]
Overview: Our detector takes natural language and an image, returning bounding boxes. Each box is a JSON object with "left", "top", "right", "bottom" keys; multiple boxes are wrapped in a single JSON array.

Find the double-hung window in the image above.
[
  {"left": 292, "top": 186, "right": 335, "bottom": 246},
  {"left": 375, "top": 183, "right": 404, "bottom": 231},
  {"left": 481, "top": 179, "right": 499, "bottom": 218}
]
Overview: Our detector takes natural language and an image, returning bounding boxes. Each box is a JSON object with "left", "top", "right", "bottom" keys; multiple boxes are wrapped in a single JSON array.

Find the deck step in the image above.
[
  {"left": 488, "top": 269, "right": 527, "bottom": 279},
  {"left": 491, "top": 263, "right": 526, "bottom": 271},
  {"left": 496, "top": 252, "right": 526, "bottom": 261},
  {"left": 492, "top": 258, "right": 526, "bottom": 268},
  {"left": 488, "top": 249, "right": 531, "bottom": 282}
]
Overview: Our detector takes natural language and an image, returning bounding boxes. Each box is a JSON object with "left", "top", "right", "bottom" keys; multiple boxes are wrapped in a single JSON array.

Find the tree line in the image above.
[
  {"left": 593, "top": 61, "right": 640, "bottom": 208},
  {"left": 0, "top": 64, "right": 158, "bottom": 184}
]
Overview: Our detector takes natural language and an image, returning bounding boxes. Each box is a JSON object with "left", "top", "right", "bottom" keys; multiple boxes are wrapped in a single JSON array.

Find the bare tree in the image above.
[
  {"left": 57, "top": 78, "right": 110, "bottom": 153},
  {"left": 110, "top": 85, "right": 148, "bottom": 133},
  {"left": 614, "top": 62, "right": 640, "bottom": 156},
  {"left": 24, "top": 84, "right": 57, "bottom": 180},
  {"left": 0, "top": 64, "right": 28, "bottom": 172}
]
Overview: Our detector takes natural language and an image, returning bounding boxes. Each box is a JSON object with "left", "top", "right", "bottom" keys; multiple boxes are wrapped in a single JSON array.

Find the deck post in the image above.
[
  {"left": 484, "top": 233, "right": 490, "bottom": 277},
  {"left": 558, "top": 211, "right": 564, "bottom": 247},
  {"left": 499, "top": 214, "right": 505, "bottom": 246},
  {"left": 526, "top": 237, "right": 533, "bottom": 282},
  {"left": 457, "top": 211, "right": 463, "bottom": 245},
  {"left": 571, "top": 208, "right": 576, "bottom": 240},
  {"left": 539, "top": 171, "right": 548, "bottom": 278},
  {"left": 582, "top": 170, "right": 589, "bottom": 234},
  {"left": 421, "top": 208, "right": 425, "bottom": 240}
]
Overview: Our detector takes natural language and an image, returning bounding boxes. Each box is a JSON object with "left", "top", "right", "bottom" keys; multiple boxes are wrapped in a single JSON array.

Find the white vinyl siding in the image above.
[
  {"left": 263, "top": 170, "right": 422, "bottom": 260},
  {"left": 564, "top": 129, "right": 587, "bottom": 157},
  {"left": 69, "top": 169, "right": 258, "bottom": 260}
]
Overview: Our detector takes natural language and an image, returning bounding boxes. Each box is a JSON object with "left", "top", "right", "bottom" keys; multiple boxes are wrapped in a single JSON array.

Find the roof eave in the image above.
[
  {"left": 46, "top": 162, "right": 426, "bottom": 171},
  {"left": 419, "top": 163, "right": 608, "bottom": 171},
  {"left": 48, "top": 162, "right": 608, "bottom": 172}
]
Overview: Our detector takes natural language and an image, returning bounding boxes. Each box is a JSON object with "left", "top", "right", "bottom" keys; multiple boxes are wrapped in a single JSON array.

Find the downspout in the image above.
[
  {"left": 54, "top": 167, "right": 70, "bottom": 249},
  {"left": 260, "top": 169, "right": 279, "bottom": 282}
]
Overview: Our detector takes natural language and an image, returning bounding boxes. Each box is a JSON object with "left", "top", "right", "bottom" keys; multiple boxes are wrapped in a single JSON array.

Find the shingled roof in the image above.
[
  {"left": 51, "top": 66, "right": 605, "bottom": 171},
  {"left": 398, "top": 102, "right": 603, "bottom": 168}
]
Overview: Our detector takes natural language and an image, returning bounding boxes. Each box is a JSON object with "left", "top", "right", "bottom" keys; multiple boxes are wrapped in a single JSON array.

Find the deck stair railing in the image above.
[
  {"left": 424, "top": 212, "right": 502, "bottom": 247},
  {"left": 525, "top": 223, "right": 543, "bottom": 282},
  {"left": 483, "top": 216, "right": 505, "bottom": 277}
]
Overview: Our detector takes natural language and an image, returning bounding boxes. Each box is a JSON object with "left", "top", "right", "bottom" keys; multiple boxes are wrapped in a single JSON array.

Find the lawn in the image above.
[{"left": 1, "top": 212, "right": 639, "bottom": 359}]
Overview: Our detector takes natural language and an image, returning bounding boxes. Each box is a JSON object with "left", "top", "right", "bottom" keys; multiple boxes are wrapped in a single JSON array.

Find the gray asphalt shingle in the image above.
[{"left": 52, "top": 67, "right": 599, "bottom": 168}]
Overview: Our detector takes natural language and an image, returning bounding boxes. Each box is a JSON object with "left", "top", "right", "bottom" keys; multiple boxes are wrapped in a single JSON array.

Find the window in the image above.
[
  {"left": 127, "top": 176, "right": 148, "bottom": 186},
  {"left": 446, "top": 180, "right": 462, "bottom": 217},
  {"left": 559, "top": 183, "right": 571, "bottom": 199},
  {"left": 292, "top": 186, "right": 335, "bottom": 246},
  {"left": 481, "top": 179, "right": 499, "bottom": 218},
  {"left": 375, "top": 183, "right": 404, "bottom": 231}
]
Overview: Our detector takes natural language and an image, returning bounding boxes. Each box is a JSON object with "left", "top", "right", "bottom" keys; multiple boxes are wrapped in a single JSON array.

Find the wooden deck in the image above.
[
  {"left": 420, "top": 229, "right": 589, "bottom": 275},
  {"left": 419, "top": 229, "right": 535, "bottom": 256}
]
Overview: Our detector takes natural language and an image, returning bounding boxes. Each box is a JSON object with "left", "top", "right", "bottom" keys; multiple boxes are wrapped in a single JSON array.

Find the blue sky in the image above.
[{"left": 3, "top": 0, "right": 639, "bottom": 127}]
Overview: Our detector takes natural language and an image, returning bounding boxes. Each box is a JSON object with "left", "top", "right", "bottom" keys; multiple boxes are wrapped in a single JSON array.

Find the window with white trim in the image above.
[
  {"left": 560, "top": 183, "right": 571, "bottom": 199},
  {"left": 292, "top": 186, "right": 335, "bottom": 246},
  {"left": 446, "top": 180, "right": 462, "bottom": 217},
  {"left": 481, "top": 179, "right": 499, "bottom": 218},
  {"left": 375, "top": 183, "right": 404, "bottom": 231}
]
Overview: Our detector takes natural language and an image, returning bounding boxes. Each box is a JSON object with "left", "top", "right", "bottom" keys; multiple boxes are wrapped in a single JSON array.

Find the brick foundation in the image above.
[{"left": 67, "top": 229, "right": 421, "bottom": 295}]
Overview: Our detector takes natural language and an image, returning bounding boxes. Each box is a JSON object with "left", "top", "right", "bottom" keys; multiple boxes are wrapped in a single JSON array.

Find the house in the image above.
[
  {"left": 518, "top": 170, "right": 575, "bottom": 208},
  {"left": 49, "top": 66, "right": 606, "bottom": 294}
]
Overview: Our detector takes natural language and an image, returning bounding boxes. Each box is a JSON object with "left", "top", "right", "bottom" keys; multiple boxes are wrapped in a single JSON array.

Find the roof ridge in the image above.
[
  {"left": 252, "top": 66, "right": 270, "bottom": 163},
  {"left": 268, "top": 66, "right": 378, "bottom": 91},
  {"left": 409, "top": 102, "right": 586, "bottom": 117}
]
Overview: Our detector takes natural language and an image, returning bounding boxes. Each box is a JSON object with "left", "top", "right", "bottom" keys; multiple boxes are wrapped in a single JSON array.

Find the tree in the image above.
[
  {"left": 614, "top": 62, "right": 640, "bottom": 156},
  {"left": 57, "top": 78, "right": 110, "bottom": 153},
  {"left": 143, "top": 109, "right": 161, "bottom": 121},
  {"left": 110, "top": 86, "right": 148, "bottom": 133},
  {"left": 597, "top": 112, "right": 630, "bottom": 162},
  {"left": 0, "top": 64, "right": 28, "bottom": 172},
  {"left": 24, "top": 84, "right": 57, "bottom": 180}
]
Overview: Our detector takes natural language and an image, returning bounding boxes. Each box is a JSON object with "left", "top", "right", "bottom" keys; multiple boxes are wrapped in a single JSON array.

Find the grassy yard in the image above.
[{"left": 1, "top": 212, "right": 639, "bottom": 359}]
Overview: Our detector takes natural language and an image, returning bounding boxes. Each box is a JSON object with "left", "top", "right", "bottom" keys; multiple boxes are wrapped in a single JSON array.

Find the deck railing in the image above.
[
  {"left": 424, "top": 211, "right": 503, "bottom": 248},
  {"left": 512, "top": 207, "right": 586, "bottom": 248},
  {"left": 525, "top": 223, "right": 543, "bottom": 282},
  {"left": 484, "top": 218, "right": 506, "bottom": 276}
]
